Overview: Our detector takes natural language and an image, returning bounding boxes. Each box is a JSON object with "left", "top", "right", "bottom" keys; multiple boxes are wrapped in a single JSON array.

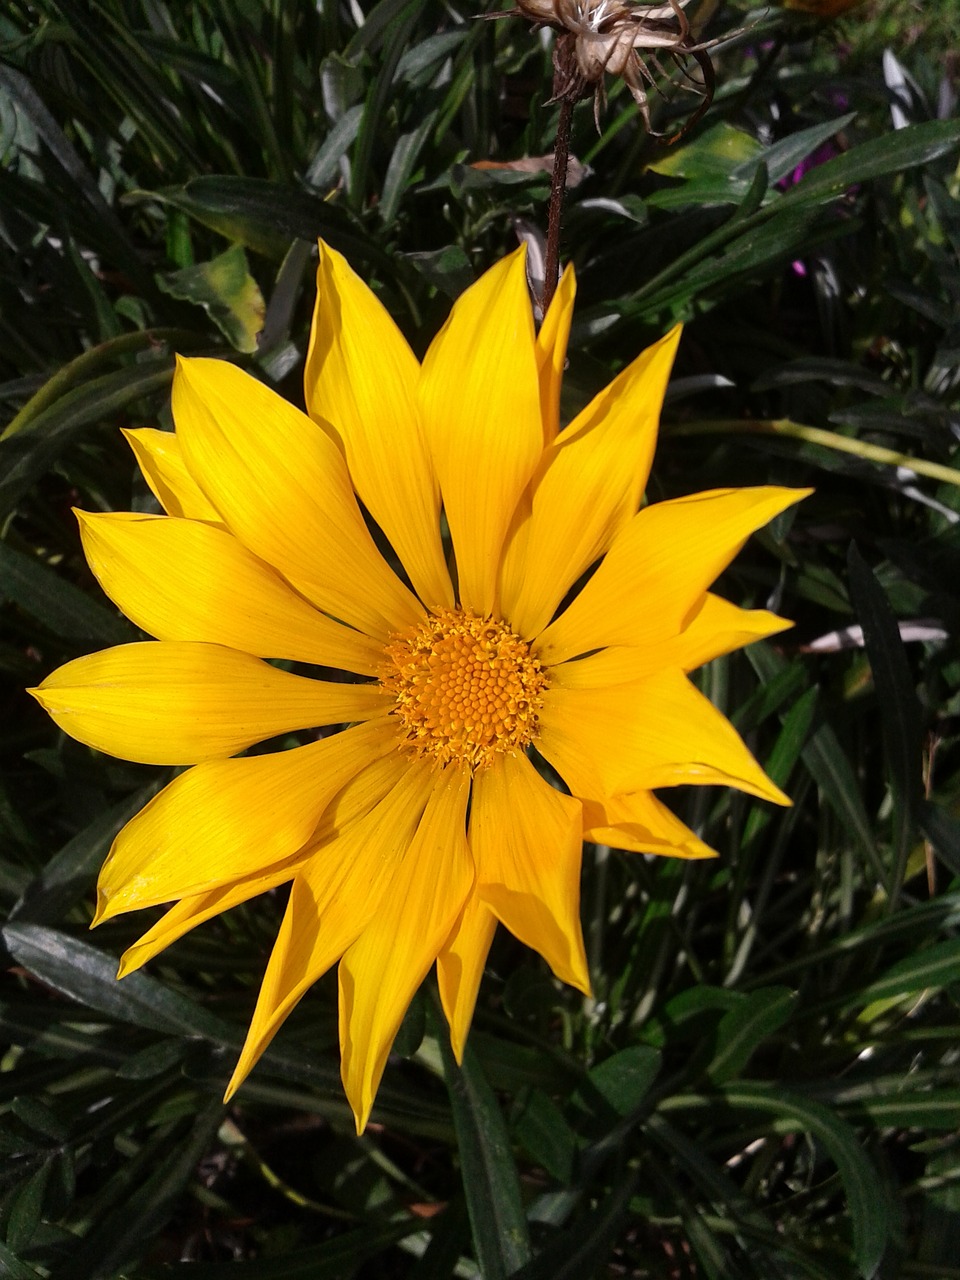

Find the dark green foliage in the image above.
[{"left": 2, "top": 0, "right": 960, "bottom": 1276}]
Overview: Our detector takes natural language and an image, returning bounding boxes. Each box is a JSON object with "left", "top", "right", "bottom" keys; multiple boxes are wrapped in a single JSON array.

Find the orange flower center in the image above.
[{"left": 380, "top": 609, "right": 547, "bottom": 770}]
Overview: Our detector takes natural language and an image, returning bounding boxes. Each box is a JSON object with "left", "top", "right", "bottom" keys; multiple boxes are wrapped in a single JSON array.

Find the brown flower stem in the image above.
[{"left": 543, "top": 96, "right": 573, "bottom": 316}]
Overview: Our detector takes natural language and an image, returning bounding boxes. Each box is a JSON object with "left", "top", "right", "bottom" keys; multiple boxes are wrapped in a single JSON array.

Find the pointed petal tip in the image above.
[
  {"left": 90, "top": 892, "right": 112, "bottom": 928},
  {"left": 572, "top": 966, "right": 593, "bottom": 999},
  {"left": 663, "top": 320, "right": 683, "bottom": 348},
  {"left": 689, "top": 845, "right": 720, "bottom": 860},
  {"left": 448, "top": 1024, "right": 467, "bottom": 1067},
  {"left": 350, "top": 1097, "right": 371, "bottom": 1136},
  {"left": 222, "top": 1060, "right": 249, "bottom": 1105}
]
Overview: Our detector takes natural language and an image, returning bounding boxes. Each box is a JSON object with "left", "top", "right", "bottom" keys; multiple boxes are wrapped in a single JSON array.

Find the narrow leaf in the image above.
[
  {"left": 437, "top": 1021, "right": 532, "bottom": 1280},
  {"left": 2, "top": 923, "right": 235, "bottom": 1041},
  {"left": 0, "top": 541, "right": 131, "bottom": 646},
  {"left": 851, "top": 936, "right": 960, "bottom": 1007},
  {"left": 665, "top": 1084, "right": 889, "bottom": 1277},
  {"left": 782, "top": 119, "right": 960, "bottom": 209},
  {"left": 920, "top": 801, "right": 960, "bottom": 879},
  {"left": 707, "top": 987, "right": 795, "bottom": 1084},
  {"left": 510, "top": 1171, "right": 640, "bottom": 1280}
]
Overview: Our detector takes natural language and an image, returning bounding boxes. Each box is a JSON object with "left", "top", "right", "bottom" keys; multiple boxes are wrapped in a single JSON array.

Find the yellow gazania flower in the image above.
[{"left": 29, "top": 243, "right": 808, "bottom": 1133}]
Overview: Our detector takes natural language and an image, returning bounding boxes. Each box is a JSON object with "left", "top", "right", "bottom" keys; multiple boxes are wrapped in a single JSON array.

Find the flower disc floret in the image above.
[{"left": 380, "top": 609, "right": 548, "bottom": 770}]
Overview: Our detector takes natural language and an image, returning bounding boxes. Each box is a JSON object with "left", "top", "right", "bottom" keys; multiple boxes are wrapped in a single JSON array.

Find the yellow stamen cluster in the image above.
[{"left": 380, "top": 608, "right": 547, "bottom": 770}]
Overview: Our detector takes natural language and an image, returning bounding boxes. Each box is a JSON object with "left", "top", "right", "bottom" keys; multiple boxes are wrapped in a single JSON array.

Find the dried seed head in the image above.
[{"left": 500, "top": 0, "right": 725, "bottom": 140}]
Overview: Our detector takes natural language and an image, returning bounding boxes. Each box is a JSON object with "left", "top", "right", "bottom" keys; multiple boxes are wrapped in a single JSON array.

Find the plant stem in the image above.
[{"left": 543, "top": 96, "right": 574, "bottom": 315}]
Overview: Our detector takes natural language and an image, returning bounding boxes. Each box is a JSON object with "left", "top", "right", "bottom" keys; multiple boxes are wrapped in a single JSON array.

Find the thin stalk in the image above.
[
  {"left": 543, "top": 97, "right": 574, "bottom": 314},
  {"left": 666, "top": 418, "right": 960, "bottom": 489}
]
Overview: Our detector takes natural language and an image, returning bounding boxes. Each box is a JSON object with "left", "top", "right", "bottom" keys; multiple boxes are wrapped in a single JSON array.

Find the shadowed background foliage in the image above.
[{"left": 2, "top": 1, "right": 960, "bottom": 1276}]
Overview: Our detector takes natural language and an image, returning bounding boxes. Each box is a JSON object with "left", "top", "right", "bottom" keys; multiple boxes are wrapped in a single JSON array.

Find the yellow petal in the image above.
[
  {"left": 305, "top": 243, "right": 453, "bottom": 612},
  {"left": 77, "top": 511, "right": 383, "bottom": 676},
  {"left": 536, "top": 263, "right": 576, "bottom": 445},
  {"left": 536, "top": 727, "right": 717, "bottom": 859},
  {"left": 471, "top": 751, "right": 589, "bottom": 993},
  {"left": 582, "top": 789, "right": 718, "bottom": 859},
  {"left": 172, "top": 357, "right": 422, "bottom": 639},
  {"left": 224, "top": 758, "right": 434, "bottom": 1097},
  {"left": 95, "top": 718, "right": 396, "bottom": 923},
  {"left": 536, "top": 486, "right": 811, "bottom": 665},
  {"left": 122, "top": 427, "right": 222, "bottom": 523},
  {"left": 670, "top": 593, "right": 793, "bottom": 671},
  {"left": 117, "top": 858, "right": 304, "bottom": 977},
  {"left": 549, "top": 594, "right": 793, "bottom": 687},
  {"left": 502, "top": 324, "right": 681, "bottom": 637},
  {"left": 29, "top": 641, "right": 388, "bottom": 764},
  {"left": 436, "top": 892, "right": 498, "bottom": 1064},
  {"left": 114, "top": 753, "right": 410, "bottom": 976},
  {"left": 339, "top": 766, "right": 473, "bottom": 1132},
  {"left": 312, "top": 749, "right": 412, "bottom": 841},
  {"left": 539, "top": 668, "right": 790, "bottom": 805},
  {"left": 418, "top": 248, "right": 543, "bottom": 615}
]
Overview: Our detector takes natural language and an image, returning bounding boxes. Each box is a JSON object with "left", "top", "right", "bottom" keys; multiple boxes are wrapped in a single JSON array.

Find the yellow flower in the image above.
[{"left": 29, "top": 244, "right": 808, "bottom": 1132}]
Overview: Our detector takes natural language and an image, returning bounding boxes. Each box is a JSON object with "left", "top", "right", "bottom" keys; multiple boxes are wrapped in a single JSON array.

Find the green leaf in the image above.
[
  {"left": 350, "top": 0, "right": 428, "bottom": 210},
  {"left": 644, "top": 1113, "right": 838, "bottom": 1277},
  {"left": 10, "top": 1095, "right": 69, "bottom": 1142},
  {"left": 115, "top": 1039, "right": 189, "bottom": 1081},
  {"left": 0, "top": 541, "right": 132, "bottom": 646},
  {"left": 397, "top": 31, "right": 467, "bottom": 84},
  {"left": 583, "top": 1046, "right": 661, "bottom": 1117},
  {"left": 304, "top": 105, "right": 365, "bottom": 189},
  {"left": 156, "top": 245, "right": 265, "bottom": 353},
  {"left": 6, "top": 1158, "right": 54, "bottom": 1252},
  {"left": 510, "top": 1170, "right": 641, "bottom": 1280},
  {"left": 738, "top": 113, "right": 858, "bottom": 186},
  {"left": 664, "top": 1085, "right": 889, "bottom": 1277},
  {"left": 402, "top": 245, "right": 474, "bottom": 298},
  {"left": 0, "top": 64, "right": 147, "bottom": 285},
  {"left": 1, "top": 330, "right": 190, "bottom": 441},
  {"left": 920, "top": 802, "right": 960, "bottom": 879},
  {"left": 11, "top": 784, "right": 160, "bottom": 926},
  {"left": 747, "top": 645, "right": 886, "bottom": 885},
  {"left": 136, "top": 177, "right": 390, "bottom": 270},
  {"left": 0, "top": 362, "right": 175, "bottom": 520},
  {"left": 512, "top": 1087, "right": 579, "bottom": 1184},
  {"left": 844, "top": 1089, "right": 960, "bottom": 1130},
  {"left": 706, "top": 987, "right": 795, "bottom": 1085},
  {"left": 437, "top": 1021, "right": 532, "bottom": 1280},
  {"left": 407, "top": 1197, "right": 471, "bottom": 1280},
  {"left": 0, "top": 1240, "right": 40, "bottom": 1280},
  {"left": 741, "top": 685, "right": 817, "bottom": 847},
  {"left": 852, "top": 936, "right": 960, "bottom": 1008},
  {"left": 648, "top": 121, "right": 763, "bottom": 181},
  {"left": 1, "top": 923, "right": 236, "bottom": 1041},
  {"left": 679, "top": 1203, "right": 733, "bottom": 1280},
  {"left": 847, "top": 543, "right": 924, "bottom": 900},
  {"left": 782, "top": 118, "right": 960, "bottom": 209},
  {"left": 138, "top": 1220, "right": 422, "bottom": 1279},
  {"left": 380, "top": 110, "right": 438, "bottom": 226},
  {"left": 54, "top": 1102, "right": 225, "bottom": 1280}
]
